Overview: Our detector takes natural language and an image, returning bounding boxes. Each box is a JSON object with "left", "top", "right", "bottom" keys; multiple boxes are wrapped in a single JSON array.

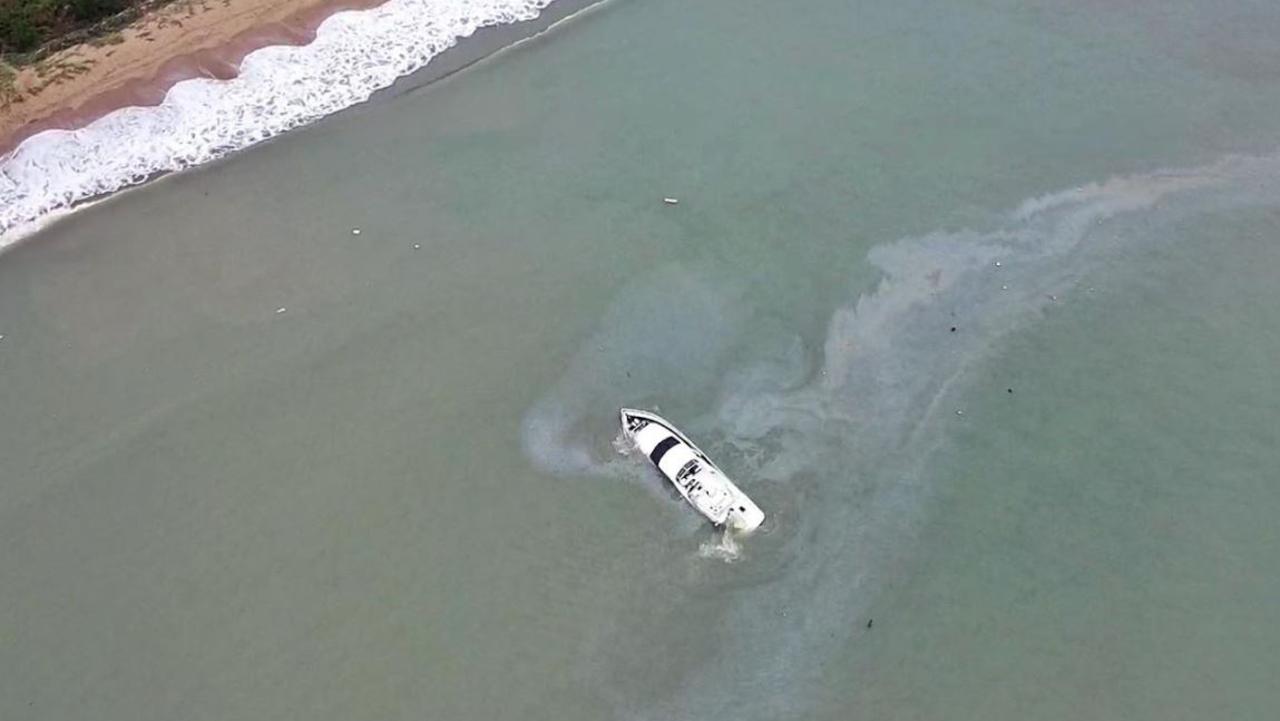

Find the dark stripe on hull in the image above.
[{"left": 648, "top": 436, "right": 680, "bottom": 466}]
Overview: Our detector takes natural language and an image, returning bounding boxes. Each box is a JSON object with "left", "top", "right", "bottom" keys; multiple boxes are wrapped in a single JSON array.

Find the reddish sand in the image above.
[{"left": 0, "top": 0, "right": 389, "bottom": 157}]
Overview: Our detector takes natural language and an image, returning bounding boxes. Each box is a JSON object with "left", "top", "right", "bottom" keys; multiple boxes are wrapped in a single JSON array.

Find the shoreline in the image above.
[
  {"left": 1, "top": 0, "right": 372, "bottom": 156},
  {"left": 0, "top": 0, "right": 603, "bottom": 248},
  {"left": 360, "top": 0, "right": 603, "bottom": 101},
  {"left": 0, "top": 0, "right": 598, "bottom": 158}
]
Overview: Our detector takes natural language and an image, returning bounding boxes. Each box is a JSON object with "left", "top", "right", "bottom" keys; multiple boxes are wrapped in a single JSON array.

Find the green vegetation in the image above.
[
  {"left": 1, "top": 59, "right": 17, "bottom": 103},
  {"left": 86, "top": 29, "right": 124, "bottom": 47},
  {"left": 1, "top": 0, "right": 129, "bottom": 54},
  {"left": 0, "top": 0, "right": 174, "bottom": 62}
]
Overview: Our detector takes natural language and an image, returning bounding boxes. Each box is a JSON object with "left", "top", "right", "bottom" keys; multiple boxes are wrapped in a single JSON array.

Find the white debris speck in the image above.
[
  {"left": 955, "top": 409, "right": 965, "bottom": 416},
  {"left": 351, "top": 228, "right": 361, "bottom": 235},
  {"left": 994, "top": 261, "right": 1002, "bottom": 267},
  {"left": 275, "top": 307, "right": 287, "bottom": 314},
  {"left": 1001, "top": 285, "right": 1009, "bottom": 290},
  {"left": 412, "top": 244, "right": 421, "bottom": 250},
  {"left": 663, "top": 197, "right": 679, "bottom": 205}
]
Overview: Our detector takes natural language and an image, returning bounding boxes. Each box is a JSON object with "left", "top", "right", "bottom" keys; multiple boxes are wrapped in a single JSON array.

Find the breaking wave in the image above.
[
  {"left": 521, "top": 152, "right": 1280, "bottom": 721},
  {"left": 0, "top": 0, "right": 559, "bottom": 245}
]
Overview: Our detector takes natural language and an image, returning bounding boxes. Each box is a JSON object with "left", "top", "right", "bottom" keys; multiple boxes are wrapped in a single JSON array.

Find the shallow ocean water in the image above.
[{"left": 2, "top": 1, "right": 1279, "bottom": 719}]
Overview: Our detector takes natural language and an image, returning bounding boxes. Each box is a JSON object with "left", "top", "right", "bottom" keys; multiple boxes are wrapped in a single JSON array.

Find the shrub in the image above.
[
  {"left": 0, "top": 0, "right": 142, "bottom": 57},
  {"left": 69, "top": 0, "right": 129, "bottom": 23},
  {"left": 0, "top": 5, "right": 43, "bottom": 54}
]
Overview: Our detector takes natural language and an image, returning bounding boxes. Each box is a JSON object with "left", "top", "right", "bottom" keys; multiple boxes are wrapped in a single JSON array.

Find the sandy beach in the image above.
[
  {"left": 0, "top": 0, "right": 595, "bottom": 242},
  {"left": 0, "top": 0, "right": 388, "bottom": 155}
]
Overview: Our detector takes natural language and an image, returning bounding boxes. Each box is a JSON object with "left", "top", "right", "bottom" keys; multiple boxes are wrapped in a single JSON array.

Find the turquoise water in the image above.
[{"left": 2, "top": 1, "right": 1279, "bottom": 719}]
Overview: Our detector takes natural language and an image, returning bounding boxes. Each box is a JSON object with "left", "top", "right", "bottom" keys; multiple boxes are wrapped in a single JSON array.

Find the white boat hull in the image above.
[{"left": 620, "top": 408, "right": 765, "bottom": 533}]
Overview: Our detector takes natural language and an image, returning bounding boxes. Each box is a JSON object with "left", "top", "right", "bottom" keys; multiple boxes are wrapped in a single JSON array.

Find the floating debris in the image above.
[
  {"left": 412, "top": 243, "right": 421, "bottom": 250},
  {"left": 351, "top": 228, "right": 362, "bottom": 235},
  {"left": 663, "top": 197, "right": 679, "bottom": 205},
  {"left": 994, "top": 260, "right": 1002, "bottom": 268},
  {"left": 955, "top": 409, "right": 965, "bottom": 416},
  {"left": 866, "top": 618, "right": 873, "bottom": 629},
  {"left": 1001, "top": 285, "right": 1009, "bottom": 291},
  {"left": 950, "top": 326, "right": 957, "bottom": 332},
  {"left": 275, "top": 307, "right": 287, "bottom": 314},
  {"left": 1007, "top": 388, "right": 1014, "bottom": 394}
]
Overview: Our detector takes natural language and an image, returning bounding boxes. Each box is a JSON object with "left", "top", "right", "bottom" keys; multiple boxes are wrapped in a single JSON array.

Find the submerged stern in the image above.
[{"left": 726, "top": 496, "right": 765, "bottom": 533}]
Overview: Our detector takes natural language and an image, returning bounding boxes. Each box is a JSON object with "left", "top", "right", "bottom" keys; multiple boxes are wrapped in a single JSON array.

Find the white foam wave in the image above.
[{"left": 0, "top": 0, "right": 557, "bottom": 245}]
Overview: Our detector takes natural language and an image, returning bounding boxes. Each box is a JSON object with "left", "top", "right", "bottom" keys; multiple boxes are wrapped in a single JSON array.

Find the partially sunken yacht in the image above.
[{"left": 620, "top": 408, "right": 765, "bottom": 533}]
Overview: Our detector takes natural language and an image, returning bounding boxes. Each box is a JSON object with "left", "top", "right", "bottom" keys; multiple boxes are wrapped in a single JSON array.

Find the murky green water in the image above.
[{"left": 2, "top": 1, "right": 1279, "bottom": 719}]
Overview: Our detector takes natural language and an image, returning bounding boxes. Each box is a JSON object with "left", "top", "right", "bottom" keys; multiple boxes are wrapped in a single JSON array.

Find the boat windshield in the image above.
[{"left": 676, "top": 459, "right": 700, "bottom": 482}]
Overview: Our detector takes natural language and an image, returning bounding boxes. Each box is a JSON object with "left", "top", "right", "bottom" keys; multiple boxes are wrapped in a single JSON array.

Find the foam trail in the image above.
[
  {"left": 521, "top": 265, "right": 752, "bottom": 481},
  {"left": 697, "top": 529, "right": 743, "bottom": 563},
  {"left": 671, "top": 155, "right": 1280, "bottom": 721},
  {"left": 0, "top": 0, "right": 559, "bottom": 246},
  {"left": 522, "top": 152, "right": 1280, "bottom": 721}
]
